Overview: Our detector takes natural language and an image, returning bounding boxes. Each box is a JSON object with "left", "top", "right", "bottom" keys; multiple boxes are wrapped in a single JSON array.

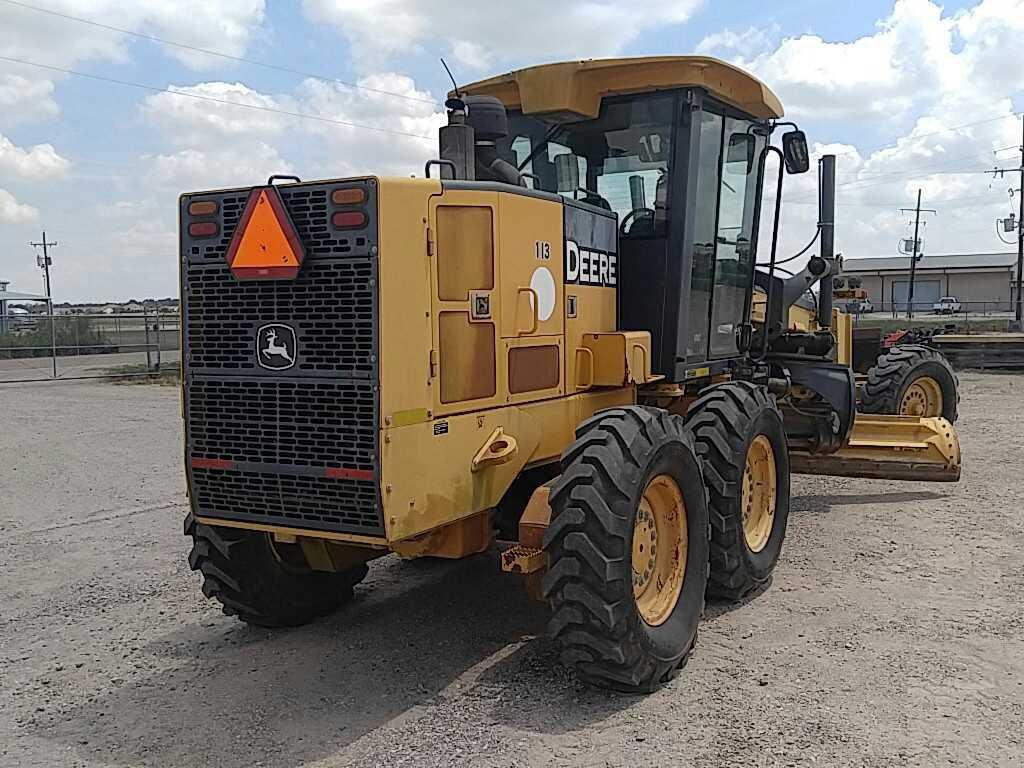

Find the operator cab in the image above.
[
  {"left": 498, "top": 92, "right": 771, "bottom": 379},
  {"left": 454, "top": 56, "right": 811, "bottom": 382}
]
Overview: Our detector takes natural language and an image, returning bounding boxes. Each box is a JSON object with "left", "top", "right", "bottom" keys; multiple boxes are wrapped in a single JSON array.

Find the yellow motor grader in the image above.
[{"left": 178, "top": 56, "right": 961, "bottom": 692}]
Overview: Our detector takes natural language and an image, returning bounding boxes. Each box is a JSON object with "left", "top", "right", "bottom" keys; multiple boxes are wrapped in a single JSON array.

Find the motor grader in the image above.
[{"left": 178, "top": 56, "right": 961, "bottom": 692}]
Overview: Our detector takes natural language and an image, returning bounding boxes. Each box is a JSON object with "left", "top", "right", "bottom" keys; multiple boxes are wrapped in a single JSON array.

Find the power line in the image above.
[
  {"left": 0, "top": 55, "right": 435, "bottom": 140},
  {"left": 0, "top": 0, "right": 439, "bottom": 106},
  {"left": 850, "top": 112, "right": 1023, "bottom": 157},
  {"left": 780, "top": 193, "right": 1006, "bottom": 208},
  {"left": 834, "top": 145, "right": 1019, "bottom": 181}
]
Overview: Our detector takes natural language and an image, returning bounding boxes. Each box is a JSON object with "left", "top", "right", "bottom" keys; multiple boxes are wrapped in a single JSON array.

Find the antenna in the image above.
[{"left": 440, "top": 58, "right": 464, "bottom": 111}]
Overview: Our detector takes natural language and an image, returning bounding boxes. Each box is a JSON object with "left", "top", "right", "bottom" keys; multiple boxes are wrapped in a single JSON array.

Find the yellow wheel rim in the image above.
[
  {"left": 899, "top": 376, "right": 943, "bottom": 417},
  {"left": 741, "top": 435, "right": 777, "bottom": 553},
  {"left": 632, "top": 474, "right": 687, "bottom": 627}
]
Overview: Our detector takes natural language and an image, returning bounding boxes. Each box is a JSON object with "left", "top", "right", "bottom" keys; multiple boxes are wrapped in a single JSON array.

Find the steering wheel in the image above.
[{"left": 620, "top": 207, "right": 655, "bottom": 236}]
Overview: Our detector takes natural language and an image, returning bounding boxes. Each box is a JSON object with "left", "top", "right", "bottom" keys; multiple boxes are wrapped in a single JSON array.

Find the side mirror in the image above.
[{"left": 782, "top": 130, "right": 810, "bottom": 174}]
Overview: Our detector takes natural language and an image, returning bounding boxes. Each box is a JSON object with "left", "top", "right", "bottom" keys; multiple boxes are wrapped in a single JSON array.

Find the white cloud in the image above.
[
  {"left": 0, "top": 135, "right": 70, "bottom": 180},
  {"left": 302, "top": 0, "right": 704, "bottom": 70},
  {"left": 0, "top": 0, "right": 267, "bottom": 132},
  {"left": 699, "top": 0, "right": 1024, "bottom": 264},
  {"left": 296, "top": 73, "right": 444, "bottom": 176},
  {"left": 141, "top": 82, "right": 291, "bottom": 146},
  {"left": 0, "top": 0, "right": 266, "bottom": 71},
  {"left": 696, "top": 25, "right": 779, "bottom": 59},
  {"left": 705, "top": 0, "right": 958, "bottom": 121},
  {"left": 0, "top": 188, "right": 38, "bottom": 223},
  {"left": 148, "top": 143, "right": 294, "bottom": 192},
  {"left": 0, "top": 74, "right": 59, "bottom": 123}
]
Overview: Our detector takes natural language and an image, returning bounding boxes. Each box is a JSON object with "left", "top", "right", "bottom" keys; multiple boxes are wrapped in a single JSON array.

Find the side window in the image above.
[
  {"left": 683, "top": 110, "right": 723, "bottom": 361},
  {"left": 709, "top": 117, "right": 763, "bottom": 358},
  {"left": 511, "top": 136, "right": 533, "bottom": 176},
  {"left": 547, "top": 143, "right": 587, "bottom": 196}
]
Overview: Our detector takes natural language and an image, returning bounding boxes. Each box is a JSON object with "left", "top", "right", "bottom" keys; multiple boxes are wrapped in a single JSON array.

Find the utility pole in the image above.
[
  {"left": 899, "top": 191, "right": 937, "bottom": 319},
  {"left": 990, "top": 116, "right": 1024, "bottom": 331},
  {"left": 30, "top": 231, "right": 58, "bottom": 378},
  {"left": 30, "top": 231, "right": 57, "bottom": 298}
]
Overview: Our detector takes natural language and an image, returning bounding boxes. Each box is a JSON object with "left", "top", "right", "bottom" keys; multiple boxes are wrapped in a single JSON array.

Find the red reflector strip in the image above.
[
  {"left": 191, "top": 457, "right": 235, "bottom": 470},
  {"left": 325, "top": 467, "right": 374, "bottom": 481},
  {"left": 189, "top": 221, "right": 219, "bottom": 237},
  {"left": 188, "top": 200, "right": 219, "bottom": 216},
  {"left": 230, "top": 266, "right": 300, "bottom": 280},
  {"left": 332, "top": 211, "right": 366, "bottom": 229}
]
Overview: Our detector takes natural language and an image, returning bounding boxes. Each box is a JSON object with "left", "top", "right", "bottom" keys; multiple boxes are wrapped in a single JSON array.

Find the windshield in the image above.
[{"left": 501, "top": 95, "right": 676, "bottom": 237}]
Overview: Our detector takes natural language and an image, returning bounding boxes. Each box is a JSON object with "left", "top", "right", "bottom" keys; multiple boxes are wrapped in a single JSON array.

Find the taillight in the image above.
[
  {"left": 332, "top": 211, "right": 366, "bottom": 229},
  {"left": 188, "top": 221, "right": 219, "bottom": 237}
]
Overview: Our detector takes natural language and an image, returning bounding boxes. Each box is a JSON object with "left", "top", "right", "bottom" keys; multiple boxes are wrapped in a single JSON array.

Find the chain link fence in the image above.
[{"left": 0, "top": 310, "right": 179, "bottom": 383}]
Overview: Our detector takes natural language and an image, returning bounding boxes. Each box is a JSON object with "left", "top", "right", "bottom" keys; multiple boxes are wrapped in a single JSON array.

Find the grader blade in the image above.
[{"left": 790, "top": 414, "right": 961, "bottom": 482}]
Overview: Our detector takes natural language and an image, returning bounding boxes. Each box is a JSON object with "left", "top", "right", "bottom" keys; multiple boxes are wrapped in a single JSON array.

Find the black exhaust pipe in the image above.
[{"left": 817, "top": 154, "right": 836, "bottom": 329}]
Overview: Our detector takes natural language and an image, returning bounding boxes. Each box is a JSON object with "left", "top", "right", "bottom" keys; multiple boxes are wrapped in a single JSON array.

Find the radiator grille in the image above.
[
  {"left": 184, "top": 258, "right": 376, "bottom": 376},
  {"left": 187, "top": 378, "right": 376, "bottom": 469},
  {"left": 181, "top": 179, "right": 383, "bottom": 537},
  {"left": 191, "top": 467, "right": 382, "bottom": 535}
]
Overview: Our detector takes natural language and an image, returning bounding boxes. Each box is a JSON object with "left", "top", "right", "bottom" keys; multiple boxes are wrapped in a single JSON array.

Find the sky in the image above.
[{"left": 0, "top": 0, "right": 1022, "bottom": 302}]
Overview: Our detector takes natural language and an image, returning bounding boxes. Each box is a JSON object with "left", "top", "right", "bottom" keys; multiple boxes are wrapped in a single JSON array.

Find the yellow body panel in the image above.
[
  {"left": 381, "top": 388, "right": 633, "bottom": 542},
  {"left": 377, "top": 177, "right": 441, "bottom": 427},
  {"left": 582, "top": 331, "right": 657, "bottom": 386},
  {"left": 567, "top": 283, "right": 618, "bottom": 391},
  {"left": 374, "top": 180, "right": 627, "bottom": 545},
  {"left": 458, "top": 56, "right": 783, "bottom": 120},
  {"left": 497, "top": 193, "right": 564, "bottom": 339}
]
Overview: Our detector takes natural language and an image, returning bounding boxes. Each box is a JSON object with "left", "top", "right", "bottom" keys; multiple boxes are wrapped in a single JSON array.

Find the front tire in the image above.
[
  {"left": 684, "top": 382, "right": 791, "bottom": 601},
  {"left": 542, "top": 406, "right": 710, "bottom": 693},
  {"left": 185, "top": 515, "right": 368, "bottom": 627},
  {"left": 860, "top": 344, "right": 959, "bottom": 423}
]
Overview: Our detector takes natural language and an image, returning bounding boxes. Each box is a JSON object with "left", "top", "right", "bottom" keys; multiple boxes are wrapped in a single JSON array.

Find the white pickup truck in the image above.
[{"left": 933, "top": 296, "right": 961, "bottom": 314}]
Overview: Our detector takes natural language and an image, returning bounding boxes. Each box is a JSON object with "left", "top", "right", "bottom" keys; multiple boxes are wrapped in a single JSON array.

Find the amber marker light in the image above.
[
  {"left": 188, "top": 200, "right": 219, "bottom": 216},
  {"left": 331, "top": 188, "right": 366, "bottom": 205}
]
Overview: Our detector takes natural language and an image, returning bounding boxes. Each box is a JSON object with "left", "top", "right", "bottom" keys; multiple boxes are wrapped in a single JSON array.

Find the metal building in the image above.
[
  {"left": 842, "top": 252, "right": 1018, "bottom": 313},
  {"left": 0, "top": 283, "right": 48, "bottom": 335}
]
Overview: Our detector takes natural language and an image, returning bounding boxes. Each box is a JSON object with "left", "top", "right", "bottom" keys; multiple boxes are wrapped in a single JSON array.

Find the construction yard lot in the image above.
[{"left": 1, "top": 373, "right": 1022, "bottom": 768}]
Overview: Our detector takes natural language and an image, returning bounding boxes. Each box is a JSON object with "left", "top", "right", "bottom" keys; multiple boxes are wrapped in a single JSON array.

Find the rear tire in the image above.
[
  {"left": 542, "top": 406, "right": 710, "bottom": 693},
  {"left": 185, "top": 515, "right": 367, "bottom": 627},
  {"left": 860, "top": 344, "right": 959, "bottom": 423},
  {"left": 684, "top": 382, "right": 790, "bottom": 601}
]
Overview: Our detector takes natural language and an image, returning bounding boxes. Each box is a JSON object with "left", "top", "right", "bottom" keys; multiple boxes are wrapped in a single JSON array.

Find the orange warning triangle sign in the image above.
[{"left": 226, "top": 186, "right": 305, "bottom": 280}]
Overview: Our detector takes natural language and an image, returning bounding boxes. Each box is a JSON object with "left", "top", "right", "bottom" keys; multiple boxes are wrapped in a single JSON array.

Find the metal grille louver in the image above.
[{"left": 180, "top": 179, "right": 384, "bottom": 537}]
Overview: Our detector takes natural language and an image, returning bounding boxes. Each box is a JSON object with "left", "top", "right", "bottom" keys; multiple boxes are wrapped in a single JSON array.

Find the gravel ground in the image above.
[{"left": 1, "top": 373, "right": 1022, "bottom": 767}]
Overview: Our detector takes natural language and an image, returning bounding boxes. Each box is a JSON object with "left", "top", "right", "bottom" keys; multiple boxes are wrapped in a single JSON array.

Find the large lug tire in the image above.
[
  {"left": 684, "top": 382, "right": 791, "bottom": 601},
  {"left": 185, "top": 515, "right": 368, "bottom": 627},
  {"left": 542, "top": 406, "right": 710, "bottom": 693},
  {"left": 860, "top": 344, "right": 959, "bottom": 423}
]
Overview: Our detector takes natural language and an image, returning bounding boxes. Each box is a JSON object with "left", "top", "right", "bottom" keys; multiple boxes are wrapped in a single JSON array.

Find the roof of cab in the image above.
[{"left": 455, "top": 55, "right": 784, "bottom": 121}]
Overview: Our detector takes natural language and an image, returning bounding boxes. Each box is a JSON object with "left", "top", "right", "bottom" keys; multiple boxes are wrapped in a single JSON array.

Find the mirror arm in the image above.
[{"left": 756, "top": 145, "right": 786, "bottom": 362}]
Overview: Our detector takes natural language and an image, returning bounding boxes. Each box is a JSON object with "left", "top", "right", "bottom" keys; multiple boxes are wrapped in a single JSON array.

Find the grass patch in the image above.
[{"left": 102, "top": 363, "right": 180, "bottom": 385}]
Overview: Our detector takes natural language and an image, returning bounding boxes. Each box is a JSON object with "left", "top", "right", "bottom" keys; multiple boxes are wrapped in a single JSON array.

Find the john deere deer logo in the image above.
[{"left": 256, "top": 324, "right": 297, "bottom": 370}]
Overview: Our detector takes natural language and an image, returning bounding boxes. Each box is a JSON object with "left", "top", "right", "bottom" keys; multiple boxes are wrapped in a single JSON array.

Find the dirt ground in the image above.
[{"left": 1, "top": 373, "right": 1022, "bottom": 767}]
